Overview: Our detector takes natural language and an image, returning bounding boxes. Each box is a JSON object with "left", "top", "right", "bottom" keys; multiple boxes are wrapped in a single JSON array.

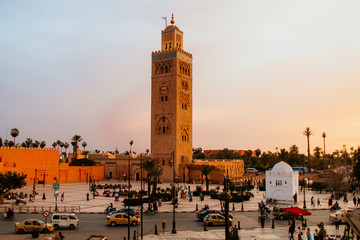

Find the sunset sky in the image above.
[{"left": 1, "top": 1, "right": 360, "bottom": 155}]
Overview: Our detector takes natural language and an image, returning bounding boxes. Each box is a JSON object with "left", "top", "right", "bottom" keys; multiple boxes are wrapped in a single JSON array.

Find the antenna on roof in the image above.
[{"left": 161, "top": 16, "right": 167, "bottom": 28}]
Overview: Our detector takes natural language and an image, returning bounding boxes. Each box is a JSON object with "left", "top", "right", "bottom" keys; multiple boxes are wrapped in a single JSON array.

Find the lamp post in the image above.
[
  {"left": 219, "top": 175, "right": 231, "bottom": 240},
  {"left": 171, "top": 151, "right": 177, "bottom": 234},
  {"left": 128, "top": 140, "right": 133, "bottom": 240}
]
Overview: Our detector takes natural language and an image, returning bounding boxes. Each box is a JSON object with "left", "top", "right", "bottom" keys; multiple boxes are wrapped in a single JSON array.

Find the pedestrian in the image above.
[
  {"left": 353, "top": 196, "right": 357, "bottom": 206},
  {"left": 260, "top": 213, "right": 265, "bottom": 228},
  {"left": 334, "top": 214, "right": 339, "bottom": 229},
  {"left": 313, "top": 229, "right": 318, "bottom": 240},
  {"left": 317, "top": 198, "right": 321, "bottom": 207},
  {"left": 306, "top": 228, "right": 312, "bottom": 240},
  {"left": 42, "top": 192, "right": 46, "bottom": 200},
  {"left": 86, "top": 193, "right": 89, "bottom": 201},
  {"left": 59, "top": 232, "right": 65, "bottom": 240},
  {"left": 297, "top": 227, "right": 302, "bottom": 240},
  {"left": 289, "top": 223, "right": 295, "bottom": 240},
  {"left": 61, "top": 192, "right": 64, "bottom": 202}
]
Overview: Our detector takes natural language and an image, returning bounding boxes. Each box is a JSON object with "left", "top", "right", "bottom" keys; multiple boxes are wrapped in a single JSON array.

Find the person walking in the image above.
[
  {"left": 297, "top": 227, "right": 302, "bottom": 240},
  {"left": 313, "top": 229, "right": 318, "bottom": 240},
  {"left": 306, "top": 228, "right": 312, "bottom": 240},
  {"left": 86, "top": 193, "right": 89, "bottom": 201},
  {"left": 334, "top": 214, "right": 339, "bottom": 230},
  {"left": 289, "top": 223, "right": 295, "bottom": 240},
  {"left": 61, "top": 193, "right": 64, "bottom": 202},
  {"left": 317, "top": 198, "right": 321, "bottom": 207}
]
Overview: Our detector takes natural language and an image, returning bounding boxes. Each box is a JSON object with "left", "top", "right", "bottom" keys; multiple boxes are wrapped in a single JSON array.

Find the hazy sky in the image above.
[{"left": 1, "top": 1, "right": 360, "bottom": 155}]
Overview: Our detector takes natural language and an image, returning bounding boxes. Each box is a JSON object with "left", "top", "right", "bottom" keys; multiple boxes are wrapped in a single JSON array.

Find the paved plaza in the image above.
[{"left": 1, "top": 180, "right": 359, "bottom": 239}]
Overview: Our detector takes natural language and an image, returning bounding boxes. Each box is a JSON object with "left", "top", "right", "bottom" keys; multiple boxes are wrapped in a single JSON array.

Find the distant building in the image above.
[
  {"left": 203, "top": 149, "right": 256, "bottom": 158},
  {"left": 265, "top": 161, "right": 298, "bottom": 204}
]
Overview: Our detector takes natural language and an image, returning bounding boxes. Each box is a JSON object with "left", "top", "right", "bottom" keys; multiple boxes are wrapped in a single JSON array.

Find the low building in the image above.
[
  {"left": 0, "top": 147, "right": 104, "bottom": 184},
  {"left": 183, "top": 159, "right": 244, "bottom": 184},
  {"left": 265, "top": 161, "right": 298, "bottom": 204}
]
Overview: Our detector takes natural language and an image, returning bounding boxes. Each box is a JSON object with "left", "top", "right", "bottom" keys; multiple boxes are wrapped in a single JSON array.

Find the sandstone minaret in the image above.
[{"left": 151, "top": 14, "right": 193, "bottom": 182}]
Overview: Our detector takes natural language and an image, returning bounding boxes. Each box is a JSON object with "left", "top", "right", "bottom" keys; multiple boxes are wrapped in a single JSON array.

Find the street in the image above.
[{"left": 0, "top": 210, "right": 336, "bottom": 239}]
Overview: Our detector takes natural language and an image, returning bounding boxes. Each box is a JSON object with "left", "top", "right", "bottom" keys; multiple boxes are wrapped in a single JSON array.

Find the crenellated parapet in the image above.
[
  {"left": 152, "top": 48, "right": 192, "bottom": 58},
  {"left": 0, "top": 146, "right": 58, "bottom": 151}
]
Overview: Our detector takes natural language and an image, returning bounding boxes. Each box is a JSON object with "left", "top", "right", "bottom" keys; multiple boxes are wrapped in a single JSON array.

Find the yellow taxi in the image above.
[
  {"left": 106, "top": 213, "right": 141, "bottom": 226},
  {"left": 15, "top": 219, "right": 54, "bottom": 233},
  {"left": 329, "top": 209, "right": 354, "bottom": 224},
  {"left": 203, "top": 213, "right": 233, "bottom": 226}
]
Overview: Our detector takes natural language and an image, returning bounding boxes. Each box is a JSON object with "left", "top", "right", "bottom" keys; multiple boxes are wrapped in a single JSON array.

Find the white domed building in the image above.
[{"left": 265, "top": 161, "right": 299, "bottom": 204}]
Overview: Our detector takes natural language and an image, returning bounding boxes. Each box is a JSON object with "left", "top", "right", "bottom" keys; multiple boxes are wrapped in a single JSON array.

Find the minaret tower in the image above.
[{"left": 151, "top": 14, "right": 193, "bottom": 182}]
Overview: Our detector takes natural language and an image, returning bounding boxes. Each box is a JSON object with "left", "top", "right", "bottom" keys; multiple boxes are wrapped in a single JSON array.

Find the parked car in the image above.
[
  {"left": 203, "top": 213, "right": 233, "bottom": 226},
  {"left": 246, "top": 168, "right": 258, "bottom": 173},
  {"left": 197, "top": 210, "right": 233, "bottom": 220},
  {"left": 51, "top": 213, "right": 79, "bottom": 229},
  {"left": 106, "top": 213, "right": 140, "bottom": 226},
  {"left": 329, "top": 209, "right": 354, "bottom": 223},
  {"left": 14, "top": 219, "right": 54, "bottom": 233},
  {"left": 109, "top": 208, "right": 136, "bottom": 216},
  {"left": 273, "top": 206, "right": 293, "bottom": 220}
]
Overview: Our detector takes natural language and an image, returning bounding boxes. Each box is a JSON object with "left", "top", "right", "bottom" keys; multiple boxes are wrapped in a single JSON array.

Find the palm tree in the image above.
[
  {"left": 141, "top": 157, "right": 157, "bottom": 210},
  {"left": 52, "top": 142, "right": 57, "bottom": 148},
  {"left": 10, "top": 128, "right": 19, "bottom": 145},
  {"left": 201, "top": 165, "right": 215, "bottom": 192},
  {"left": 40, "top": 141, "right": 46, "bottom": 149},
  {"left": 82, "top": 141, "right": 87, "bottom": 151},
  {"left": 59, "top": 142, "right": 64, "bottom": 154},
  {"left": 151, "top": 165, "right": 164, "bottom": 196},
  {"left": 56, "top": 140, "right": 62, "bottom": 149},
  {"left": 71, "top": 135, "right": 82, "bottom": 160},
  {"left": 303, "top": 127, "right": 313, "bottom": 169},
  {"left": 25, "top": 138, "right": 33, "bottom": 148},
  {"left": 64, "top": 142, "right": 69, "bottom": 153},
  {"left": 82, "top": 150, "right": 89, "bottom": 159},
  {"left": 322, "top": 132, "right": 327, "bottom": 156},
  {"left": 32, "top": 140, "right": 40, "bottom": 148}
]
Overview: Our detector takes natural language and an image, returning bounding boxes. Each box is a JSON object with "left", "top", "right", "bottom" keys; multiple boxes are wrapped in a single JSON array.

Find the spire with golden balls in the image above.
[{"left": 170, "top": 13, "right": 175, "bottom": 25}]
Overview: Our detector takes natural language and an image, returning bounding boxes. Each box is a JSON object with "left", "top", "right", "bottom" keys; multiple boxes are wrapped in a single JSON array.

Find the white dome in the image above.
[{"left": 272, "top": 161, "right": 293, "bottom": 173}]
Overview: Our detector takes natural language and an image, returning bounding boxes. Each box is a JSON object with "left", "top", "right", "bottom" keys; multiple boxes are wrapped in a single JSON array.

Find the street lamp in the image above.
[
  {"left": 128, "top": 140, "right": 133, "bottom": 240},
  {"left": 171, "top": 151, "right": 177, "bottom": 234}
]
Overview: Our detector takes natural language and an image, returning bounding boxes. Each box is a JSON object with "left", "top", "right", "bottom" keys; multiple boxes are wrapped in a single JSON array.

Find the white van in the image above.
[
  {"left": 246, "top": 168, "right": 258, "bottom": 173},
  {"left": 51, "top": 213, "right": 79, "bottom": 229}
]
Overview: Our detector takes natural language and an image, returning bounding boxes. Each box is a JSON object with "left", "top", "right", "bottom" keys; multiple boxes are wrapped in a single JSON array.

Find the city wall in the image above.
[{"left": 0, "top": 147, "right": 103, "bottom": 184}]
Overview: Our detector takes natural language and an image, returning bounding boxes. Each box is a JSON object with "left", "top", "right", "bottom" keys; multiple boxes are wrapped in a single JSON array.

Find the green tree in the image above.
[
  {"left": 82, "top": 150, "right": 89, "bottom": 159},
  {"left": 8, "top": 141, "right": 14, "bottom": 147},
  {"left": 64, "top": 142, "right": 69, "bottom": 153},
  {"left": 32, "top": 140, "right": 40, "bottom": 148},
  {"left": 0, "top": 171, "right": 27, "bottom": 204},
  {"left": 201, "top": 164, "right": 216, "bottom": 192},
  {"left": 192, "top": 147, "right": 205, "bottom": 159},
  {"left": 151, "top": 165, "right": 163, "bottom": 196},
  {"left": 10, "top": 128, "right": 19, "bottom": 145},
  {"left": 58, "top": 141, "right": 64, "bottom": 153},
  {"left": 311, "top": 181, "right": 329, "bottom": 193},
  {"left": 40, "top": 141, "right": 46, "bottom": 149},
  {"left": 82, "top": 141, "right": 87, "bottom": 151},
  {"left": 303, "top": 127, "right": 313, "bottom": 170},
  {"left": 56, "top": 140, "right": 62, "bottom": 149},
  {"left": 352, "top": 147, "right": 360, "bottom": 181},
  {"left": 317, "top": 222, "right": 326, "bottom": 240},
  {"left": 71, "top": 135, "right": 82, "bottom": 160},
  {"left": 24, "top": 138, "right": 33, "bottom": 148},
  {"left": 52, "top": 142, "right": 57, "bottom": 148},
  {"left": 254, "top": 149, "right": 261, "bottom": 158}
]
